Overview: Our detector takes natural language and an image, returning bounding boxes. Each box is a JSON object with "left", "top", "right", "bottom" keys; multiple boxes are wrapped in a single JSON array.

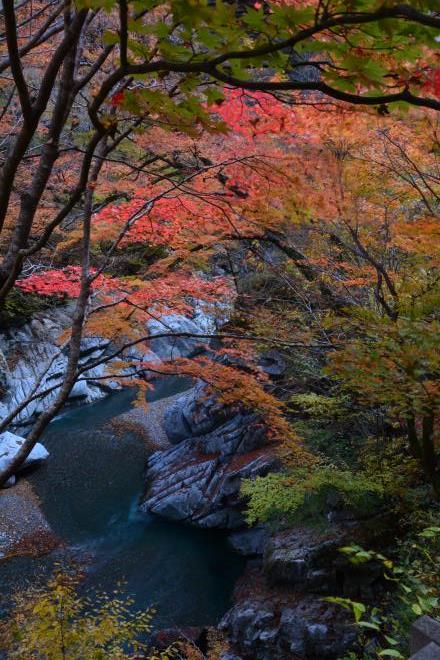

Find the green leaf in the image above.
[
  {"left": 204, "top": 88, "right": 225, "bottom": 104},
  {"left": 243, "top": 8, "right": 266, "bottom": 30},
  {"left": 352, "top": 601, "right": 366, "bottom": 622},
  {"left": 357, "top": 621, "right": 381, "bottom": 631},
  {"left": 419, "top": 526, "right": 440, "bottom": 538},
  {"left": 378, "top": 650, "right": 404, "bottom": 658},
  {"left": 102, "top": 30, "right": 118, "bottom": 46},
  {"left": 411, "top": 603, "right": 423, "bottom": 616}
]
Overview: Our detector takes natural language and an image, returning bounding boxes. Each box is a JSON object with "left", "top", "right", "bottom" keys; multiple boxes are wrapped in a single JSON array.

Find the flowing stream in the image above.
[{"left": 0, "top": 379, "right": 244, "bottom": 628}]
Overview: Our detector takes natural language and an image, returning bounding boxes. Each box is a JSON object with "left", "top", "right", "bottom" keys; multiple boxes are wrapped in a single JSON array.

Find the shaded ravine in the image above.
[{"left": 0, "top": 379, "right": 245, "bottom": 628}]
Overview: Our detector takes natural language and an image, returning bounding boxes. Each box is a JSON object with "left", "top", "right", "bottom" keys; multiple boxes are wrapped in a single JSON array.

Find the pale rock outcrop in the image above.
[
  {"left": 0, "top": 307, "right": 119, "bottom": 427},
  {"left": 0, "top": 304, "right": 220, "bottom": 429},
  {"left": 147, "top": 314, "right": 212, "bottom": 361},
  {"left": 0, "top": 430, "right": 49, "bottom": 486}
]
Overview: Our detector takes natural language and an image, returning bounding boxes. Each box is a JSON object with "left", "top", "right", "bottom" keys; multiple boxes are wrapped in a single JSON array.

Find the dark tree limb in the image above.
[
  {"left": 2, "top": 0, "right": 32, "bottom": 120},
  {"left": 118, "top": 0, "right": 128, "bottom": 66}
]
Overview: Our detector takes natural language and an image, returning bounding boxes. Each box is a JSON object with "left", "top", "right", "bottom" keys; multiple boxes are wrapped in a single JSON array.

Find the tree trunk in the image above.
[
  {"left": 0, "top": 140, "right": 104, "bottom": 487},
  {"left": 406, "top": 412, "right": 439, "bottom": 499},
  {"left": 421, "top": 412, "right": 440, "bottom": 499}
]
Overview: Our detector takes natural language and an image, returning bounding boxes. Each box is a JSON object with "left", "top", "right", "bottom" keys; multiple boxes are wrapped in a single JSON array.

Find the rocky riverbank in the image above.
[
  {"left": 0, "top": 307, "right": 391, "bottom": 659},
  {"left": 141, "top": 380, "right": 393, "bottom": 659},
  {"left": 0, "top": 304, "right": 215, "bottom": 433},
  {"left": 0, "top": 304, "right": 118, "bottom": 430},
  {"left": 0, "top": 304, "right": 215, "bottom": 560},
  {"left": 217, "top": 512, "right": 391, "bottom": 660},
  {"left": 0, "top": 479, "right": 59, "bottom": 559},
  {"left": 110, "top": 391, "right": 186, "bottom": 450}
]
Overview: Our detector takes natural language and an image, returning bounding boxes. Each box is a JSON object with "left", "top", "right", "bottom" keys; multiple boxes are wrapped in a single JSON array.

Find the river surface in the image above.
[{"left": 0, "top": 379, "right": 244, "bottom": 628}]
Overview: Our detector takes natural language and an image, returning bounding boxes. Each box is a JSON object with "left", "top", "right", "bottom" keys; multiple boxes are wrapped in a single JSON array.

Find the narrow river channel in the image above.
[{"left": 0, "top": 378, "right": 244, "bottom": 629}]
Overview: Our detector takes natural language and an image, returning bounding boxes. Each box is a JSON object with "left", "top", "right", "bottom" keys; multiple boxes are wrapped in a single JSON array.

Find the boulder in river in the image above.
[
  {"left": 163, "top": 381, "right": 232, "bottom": 444},
  {"left": 0, "top": 431, "right": 49, "bottom": 486},
  {"left": 140, "top": 383, "right": 280, "bottom": 528}
]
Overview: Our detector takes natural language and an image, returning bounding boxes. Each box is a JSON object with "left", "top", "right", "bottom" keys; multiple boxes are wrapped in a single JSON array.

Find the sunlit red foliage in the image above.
[
  {"left": 423, "top": 69, "right": 440, "bottom": 99},
  {"left": 16, "top": 267, "right": 122, "bottom": 298},
  {"left": 17, "top": 267, "right": 230, "bottom": 314},
  {"left": 209, "top": 89, "right": 299, "bottom": 141},
  {"left": 11, "top": 72, "right": 440, "bottom": 461}
]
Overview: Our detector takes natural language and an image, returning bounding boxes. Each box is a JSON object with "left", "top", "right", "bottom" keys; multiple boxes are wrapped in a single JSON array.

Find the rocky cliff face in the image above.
[
  {"left": 0, "top": 306, "right": 215, "bottom": 430},
  {"left": 218, "top": 512, "right": 390, "bottom": 659},
  {"left": 0, "top": 305, "right": 118, "bottom": 429},
  {"left": 219, "top": 585, "right": 355, "bottom": 660},
  {"left": 140, "top": 382, "right": 280, "bottom": 528}
]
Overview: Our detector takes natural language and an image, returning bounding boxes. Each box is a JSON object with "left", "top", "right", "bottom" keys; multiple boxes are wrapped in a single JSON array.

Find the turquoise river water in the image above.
[{"left": 0, "top": 379, "right": 244, "bottom": 629}]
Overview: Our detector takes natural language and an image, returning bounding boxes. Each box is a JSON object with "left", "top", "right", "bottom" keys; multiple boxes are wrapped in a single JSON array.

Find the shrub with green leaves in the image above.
[
  {"left": 287, "top": 392, "right": 349, "bottom": 418},
  {"left": 0, "top": 288, "right": 52, "bottom": 326},
  {"left": 327, "top": 523, "right": 440, "bottom": 659},
  {"left": 242, "top": 466, "right": 385, "bottom": 525}
]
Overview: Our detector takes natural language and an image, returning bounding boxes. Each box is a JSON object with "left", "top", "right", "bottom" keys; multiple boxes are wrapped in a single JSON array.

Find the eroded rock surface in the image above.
[
  {"left": 220, "top": 595, "right": 355, "bottom": 660},
  {"left": 263, "top": 524, "right": 385, "bottom": 599},
  {"left": 163, "top": 382, "right": 231, "bottom": 444},
  {"left": 219, "top": 564, "right": 356, "bottom": 660},
  {"left": 228, "top": 526, "right": 270, "bottom": 556},
  {"left": 0, "top": 306, "right": 219, "bottom": 431},
  {"left": 0, "top": 306, "right": 119, "bottom": 428},
  {"left": 147, "top": 313, "right": 212, "bottom": 360},
  {"left": 140, "top": 383, "right": 280, "bottom": 528},
  {"left": 218, "top": 511, "right": 391, "bottom": 659}
]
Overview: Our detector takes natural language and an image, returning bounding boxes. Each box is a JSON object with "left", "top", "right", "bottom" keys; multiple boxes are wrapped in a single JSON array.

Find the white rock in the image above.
[
  {"left": 0, "top": 299, "right": 225, "bottom": 427},
  {"left": 4, "top": 475, "right": 16, "bottom": 488},
  {"left": 69, "top": 379, "right": 92, "bottom": 399},
  {"left": 147, "top": 314, "right": 210, "bottom": 360},
  {"left": 0, "top": 308, "right": 114, "bottom": 425},
  {"left": 125, "top": 345, "right": 159, "bottom": 364},
  {"left": 0, "top": 431, "right": 49, "bottom": 480}
]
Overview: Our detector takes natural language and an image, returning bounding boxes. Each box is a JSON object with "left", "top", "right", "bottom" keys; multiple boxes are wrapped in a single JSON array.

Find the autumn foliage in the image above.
[
  {"left": 11, "top": 86, "right": 440, "bottom": 493},
  {"left": 0, "top": 0, "right": 439, "bottom": 496}
]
